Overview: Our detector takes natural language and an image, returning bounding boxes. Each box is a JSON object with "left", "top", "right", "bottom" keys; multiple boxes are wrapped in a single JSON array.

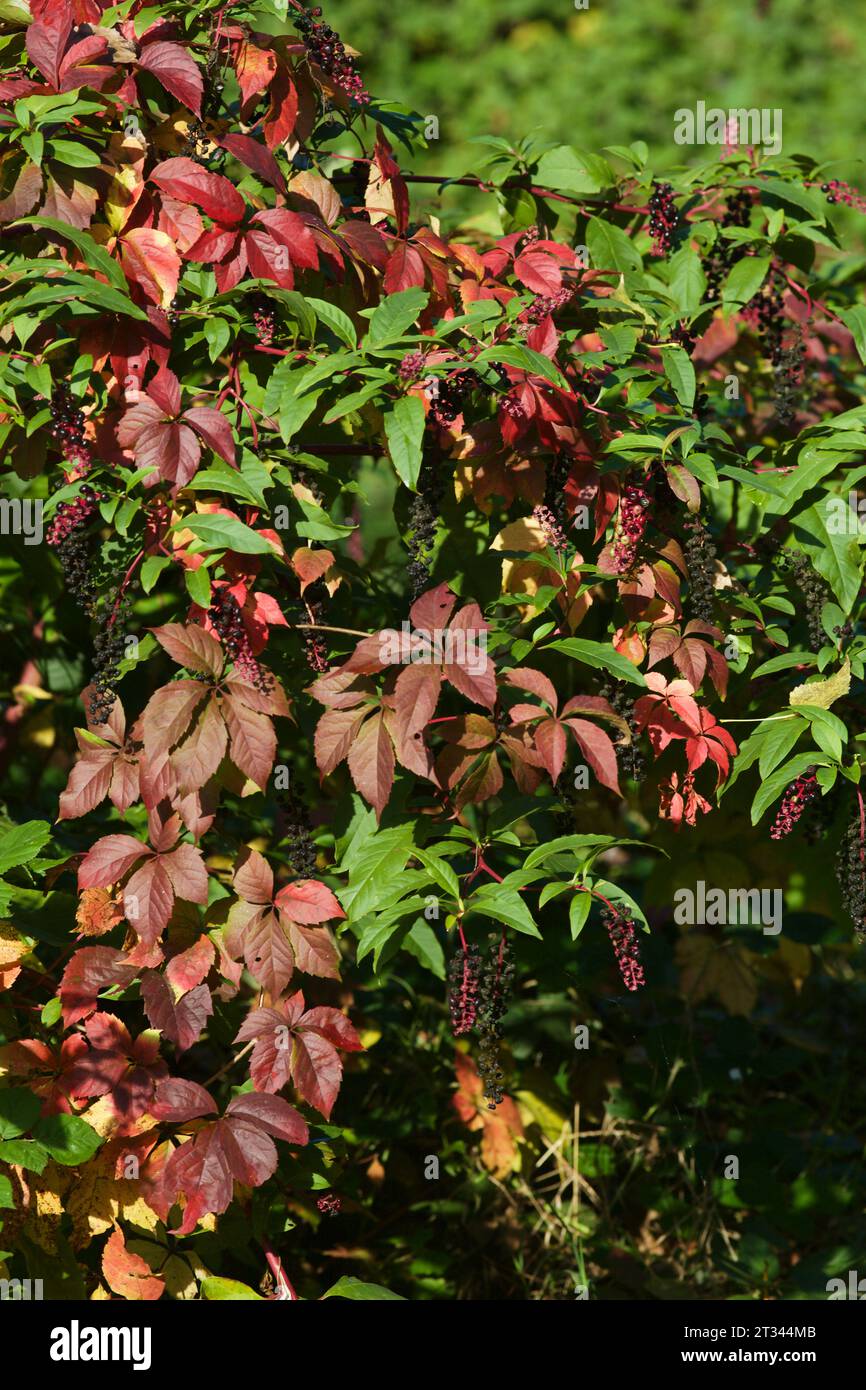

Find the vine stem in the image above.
[
  {"left": 260, "top": 1235, "right": 299, "bottom": 1301},
  {"left": 292, "top": 621, "right": 372, "bottom": 638},
  {"left": 202, "top": 1039, "right": 254, "bottom": 1087}
]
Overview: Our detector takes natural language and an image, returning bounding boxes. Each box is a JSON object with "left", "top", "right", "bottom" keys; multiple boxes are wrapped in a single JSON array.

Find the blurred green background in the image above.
[{"left": 338, "top": 0, "right": 866, "bottom": 177}]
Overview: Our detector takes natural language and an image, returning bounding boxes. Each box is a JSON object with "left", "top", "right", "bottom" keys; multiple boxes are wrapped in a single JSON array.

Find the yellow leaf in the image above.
[
  {"left": 675, "top": 933, "right": 757, "bottom": 1016},
  {"left": 789, "top": 657, "right": 851, "bottom": 709}
]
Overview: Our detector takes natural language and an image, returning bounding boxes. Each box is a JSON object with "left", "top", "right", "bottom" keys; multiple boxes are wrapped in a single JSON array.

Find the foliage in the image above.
[{"left": 1, "top": 0, "right": 866, "bottom": 1301}]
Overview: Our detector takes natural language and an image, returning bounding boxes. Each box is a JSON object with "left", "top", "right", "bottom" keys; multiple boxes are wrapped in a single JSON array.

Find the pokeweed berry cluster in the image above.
[
  {"left": 821, "top": 179, "right": 866, "bottom": 213},
  {"left": 476, "top": 933, "right": 515, "bottom": 1109},
  {"left": 518, "top": 287, "right": 574, "bottom": 326},
  {"left": 770, "top": 769, "right": 819, "bottom": 839},
  {"left": 612, "top": 476, "right": 651, "bottom": 572},
  {"left": 448, "top": 940, "right": 481, "bottom": 1035},
  {"left": 835, "top": 814, "right": 866, "bottom": 940},
  {"left": 601, "top": 680, "right": 645, "bottom": 783},
  {"left": 45, "top": 487, "right": 102, "bottom": 609},
  {"left": 773, "top": 328, "right": 807, "bottom": 425},
  {"left": 427, "top": 370, "right": 480, "bottom": 427},
  {"left": 648, "top": 182, "right": 678, "bottom": 255},
  {"left": 683, "top": 514, "right": 717, "bottom": 622},
  {"left": 601, "top": 904, "right": 646, "bottom": 992},
  {"left": 251, "top": 295, "right": 276, "bottom": 346},
  {"left": 532, "top": 503, "right": 568, "bottom": 553},
  {"left": 785, "top": 550, "right": 828, "bottom": 651},
  {"left": 705, "top": 189, "right": 752, "bottom": 297},
  {"left": 280, "top": 780, "right": 319, "bottom": 877},
  {"left": 88, "top": 591, "right": 132, "bottom": 726},
  {"left": 50, "top": 385, "right": 90, "bottom": 477},
  {"left": 407, "top": 447, "right": 445, "bottom": 597},
  {"left": 209, "top": 587, "right": 273, "bottom": 691},
  {"left": 293, "top": 5, "right": 370, "bottom": 105}
]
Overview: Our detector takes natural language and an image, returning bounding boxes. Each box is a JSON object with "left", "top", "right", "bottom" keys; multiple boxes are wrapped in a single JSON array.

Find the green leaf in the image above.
[
  {"left": 339, "top": 827, "right": 415, "bottom": 919},
  {"left": 185, "top": 565, "right": 212, "bottom": 608},
  {"left": 182, "top": 515, "right": 278, "bottom": 555},
  {"left": 0, "top": 1088, "right": 42, "bottom": 1140},
  {"left": 793, "top": 495, "right": 865, "bottom": 614},
  {"left": 668, "top": 248, "right": 706, "bottom": 315},
  {"left": 660, "top": 345, "right": 696, "bottom": 409},
  {"left": 0, "top": 1139, "right": 49, "bottom": 1174},
  {"left": 840, "top": 306, "right": 866, "bottom": 366},
  {"left": 569, "top": 892, "right": 592, "bottom": 940},
  {"left": 201, "top": 1277, "right": 264, "bottom": 1300},
  {"left": 11, "top": 217, "right": 127, "bottom": 291},
  {"left": 464, "top": 883, "right": 542, "bottom": 937},
  {"left": 535, "top": 145, "right": 609, "bottom": 194},
  {"left": 366, "top": 288, "right": 429, "bottom": 346},
  {"left": 474, "top": 343, "right": 567, "bottom": 389},
  {"left": 721, "top": 255, "right": 771, "bottom": 308},
  {"left": 402, "top": 918, "right": 446, "bottom": 978},
  {"left": 0, "top": 820, "right": 51, "bottom": 874},
  {"left": 548, "top": 638, "right": 646, "bottom": 686},
  {"left": 32, "top": 1113, "right": 102, "bottom": 1165},
  {"left": 590, "top": 877, "right": 649, "bottom": 932},
  {"left": 306, "top": 296, "right": 357, "bottom": 348},
  {"left": 321, "top": 1276, "right": 406, "bottom": 1300},
  {"left": 757, "top": 718, "right": 804, "bottom": 778},
  {"left": 586, "top": 217, "right": 643, "bottom": 274},
  {"left": 383, "top": 394, "right": 426, "bottom": 490}
]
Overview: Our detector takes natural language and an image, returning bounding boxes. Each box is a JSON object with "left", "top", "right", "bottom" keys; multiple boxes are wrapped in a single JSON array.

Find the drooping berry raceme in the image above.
[
  {"left": 770, "top": 769, "right": 819, "bottom": 839},
  {"left": 407, "top": 444, "right": 446, "bottom": 598},
  {"left": 293, "top": 5, "right": 370, "bottom": 105},
  {"left": 773, "top": 324, "right": 807, "bottom": 426},
  {"left": 683, "top": 513, "right": 717, "bottom": 622},
  {"left": 316, "top": 1194, "right": 341, "bottom": 1216},
  {"left": 398, "top": 351, "right": 426, "bottom": 382},
  {"left": 476, "top": 933, "right": 515, "bottom": 1109},
  {"left": 46, "top": 487, "right": 102, "bottom": 611},
  {"left": 209, "top": 587, "right": 274, "bottom": 692},
  {"left": 448, "top": 940, "right": 481, "bottom": 1036},
  {"left": 835, "top": 813, "right": 866, "bottom": 940},
  {"left": 87, "top": 591, "right": 133, "bottom": 727},
  {"left": 599, "top": 679, "right": 645, "bottom": 782},
  {"left": 532, "top": 503, "right": 568, "bottom": 553},
  {"left": 517, "top": 287, "right": 574, "bottom": 327},
  {"left": 705, "top": 189, "right": 752, "bottom": 297},
  {"left": 648, "top": 182, "right": 679, "bottom": 256},
  {"left": 612, "top": 475, "right": 651, "bottom": 573},
  {"left": 425, "top": 370, "right": 480, "bottom": 427},
  {"left": 784, "top": 550, "right": 828, "bottom": 652},
  {"left": 251, "top": 295, "right": 276, "bottom": 346},
  {"left": 820, "top": 179, "right": 866, "bottom": 213},
  {"left": 601, "top": 904, "right": 646, "bottom": 992},
  {"left": 281, "top": 781, "right": 319, "bottom": 877},
  {"left": 50, "top": 385, "right": 91, "bottom": 478}
]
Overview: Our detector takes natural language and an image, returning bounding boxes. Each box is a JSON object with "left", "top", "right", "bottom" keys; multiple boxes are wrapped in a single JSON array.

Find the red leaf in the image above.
[
  {"left": 235, "top": 41, "right": 277, "bottom": 108},
  {"left": 513, "top": 247, "right": 564, "bottom": 295},
  {"left": 142, "top": 680, "right": 208, "bottom": 762},
  {"left": 262, "top": 63, "right": 298, "bottom": 149},
  {"left": 151, "top": 1077, "right": 217, "bottom": 1122},
  {"left": 233, "top": 846, "right": 273, "bottom": 905},
  {"left": 26, "top": 9, "right": 72, "bottom": 89},
  {"left": 347, "top": 712, "right": 394, "bottom": 819},
  {"left": 0, "top": 160, "right": 43, "bottom": 225},
  {"left": 291, "top": 1030, "right": 343, "bottom": 1119},
  {"left": 182, "top": 405, "right": 236, "bottom": 466},
  {"left": 58, "top": 746, "right": 114, "bottom": 820},
  {"left": 138, "top": 41, "right": 203, "bottom": 117},
  {"left": 534, "top": 717, "right": 568, "bottom": 782},
  {"left": 222, "top": 694, "right": 276, "bottom": 789},
  {"left": 505, "top": 666, "right": 559, "bottom": 713},
  {"left": 124, "top": 858, "right": 175, "bottom": 945},
  {"left": 165, "top": 935, "right": 215, "bottom": 993},
  {"left": 150, "top": 157, "right": 245, "bottom": 226},
  {"left": 299, "top": 1006, "right": 363, "bottom": 1053},
  {"left": 392, "top": 662, "right": 442, "bottom": 743},
  {"left": 274, "top": 879, "right": 345, "bottom": 926},
  {"left": 140, "top": 972, "right": 213, "bottom": 1054},
  {"left": 78, "top": 834, "right": 149, "bottom": 890},
  {"left": 288, "top": 922, "right": 340, "bottom": 980},
  {"left": 59, "top": 947, "right": 137, "bottom": 1028},
  {"left": 225, "top": 1092, "right": 308, "bottom": 1144},
  {"left": 161, "top": 842, "right": 209, "bottom": 904},
  {"left": 171, "top": 695, "right": 227, "bottom": 795},
  {"left": 151, "top": 623, "right": 224, "bottom": 677},
  {"left": 121, "top": 227, "right": 181, "bottom": 310},
  {"left": 564, "top": 718, "right": 621, "bottom": 795},
  {"left": 217, "top": 133, "right": 286, "bottom": 194},
  {"left": 230, "top": 904, "right": 295, "bottom": 998},
  {"left": 314, "top": 706, "right": 368, "bottom": 777},
  {"left": 383, "top": 241, "right": 426, "bottom": 294}
]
